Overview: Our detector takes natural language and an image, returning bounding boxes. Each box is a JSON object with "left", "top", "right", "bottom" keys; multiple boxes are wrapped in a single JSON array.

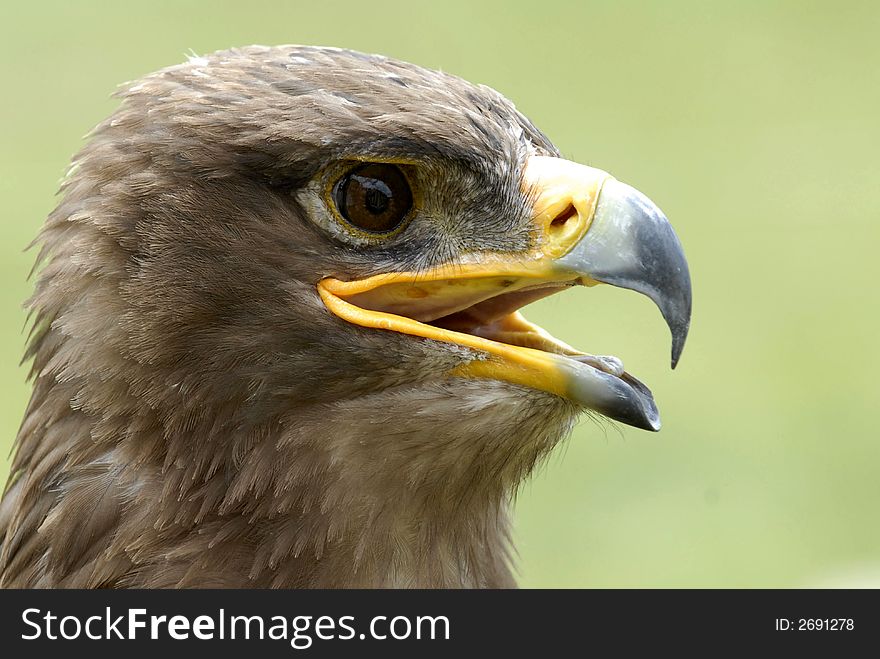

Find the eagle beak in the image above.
[
  {"left": 318, "top": 156, "right": 692, "bottom": 431},
  {"left": 524, "top": 156, "right": 692, "bottom": 369}
]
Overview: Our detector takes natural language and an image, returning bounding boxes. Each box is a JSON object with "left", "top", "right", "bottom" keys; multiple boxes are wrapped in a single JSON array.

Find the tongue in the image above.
[{"left": 429, "top": 284, "right": 570, "bottom": 330}]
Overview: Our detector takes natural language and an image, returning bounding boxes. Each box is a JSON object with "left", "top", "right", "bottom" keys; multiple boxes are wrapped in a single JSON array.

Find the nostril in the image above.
[{"left": 550, "top": 203, "right": 577, "bottom": 230}]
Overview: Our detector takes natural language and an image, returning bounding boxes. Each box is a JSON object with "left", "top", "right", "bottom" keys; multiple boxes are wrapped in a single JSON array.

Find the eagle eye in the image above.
[{"left": 333, "top": 163, "right": 413, "bottom": 234}]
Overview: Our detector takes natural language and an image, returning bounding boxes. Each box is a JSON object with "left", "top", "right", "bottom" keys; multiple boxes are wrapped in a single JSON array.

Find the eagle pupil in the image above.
[{"left": 364, "top": 184, "right": 390, "bottom": 215}]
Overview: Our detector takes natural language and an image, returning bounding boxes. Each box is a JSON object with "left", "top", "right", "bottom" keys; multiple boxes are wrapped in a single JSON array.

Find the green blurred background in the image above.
[{"left": 1, "top": 1, "right": 878, "bottom": 587}]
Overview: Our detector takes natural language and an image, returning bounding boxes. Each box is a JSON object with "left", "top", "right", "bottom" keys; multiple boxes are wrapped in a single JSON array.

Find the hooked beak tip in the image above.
[{"left": 557, "top": 178, "right": 692, "bottom": 370}]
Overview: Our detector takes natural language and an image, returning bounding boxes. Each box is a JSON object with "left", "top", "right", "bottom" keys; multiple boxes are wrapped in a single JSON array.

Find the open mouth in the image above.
[
  {"left": 320, "top": 267, "right": 664, "bottom": 432},
  {"left": 427, "top": 282, "right": 636, "bottom": 380},
  {"left": 318, "top": 156, "right": 691, "bottom": 432}
]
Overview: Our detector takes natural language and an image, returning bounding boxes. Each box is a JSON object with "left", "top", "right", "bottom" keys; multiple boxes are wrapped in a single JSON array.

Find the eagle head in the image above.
[{"left": 0, "top": 46, "right": 690, "bottom": 587}]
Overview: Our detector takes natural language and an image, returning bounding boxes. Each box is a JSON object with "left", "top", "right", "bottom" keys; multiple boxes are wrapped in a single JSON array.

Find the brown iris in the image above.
[{"left": 333, "top": 163, "right": 413, "bottom": 234}]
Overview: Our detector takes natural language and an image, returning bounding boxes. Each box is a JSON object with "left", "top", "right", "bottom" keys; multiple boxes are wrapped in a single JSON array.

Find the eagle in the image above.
[{"left": 0, "top": 46, "right": 690, "bottom": 588}]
